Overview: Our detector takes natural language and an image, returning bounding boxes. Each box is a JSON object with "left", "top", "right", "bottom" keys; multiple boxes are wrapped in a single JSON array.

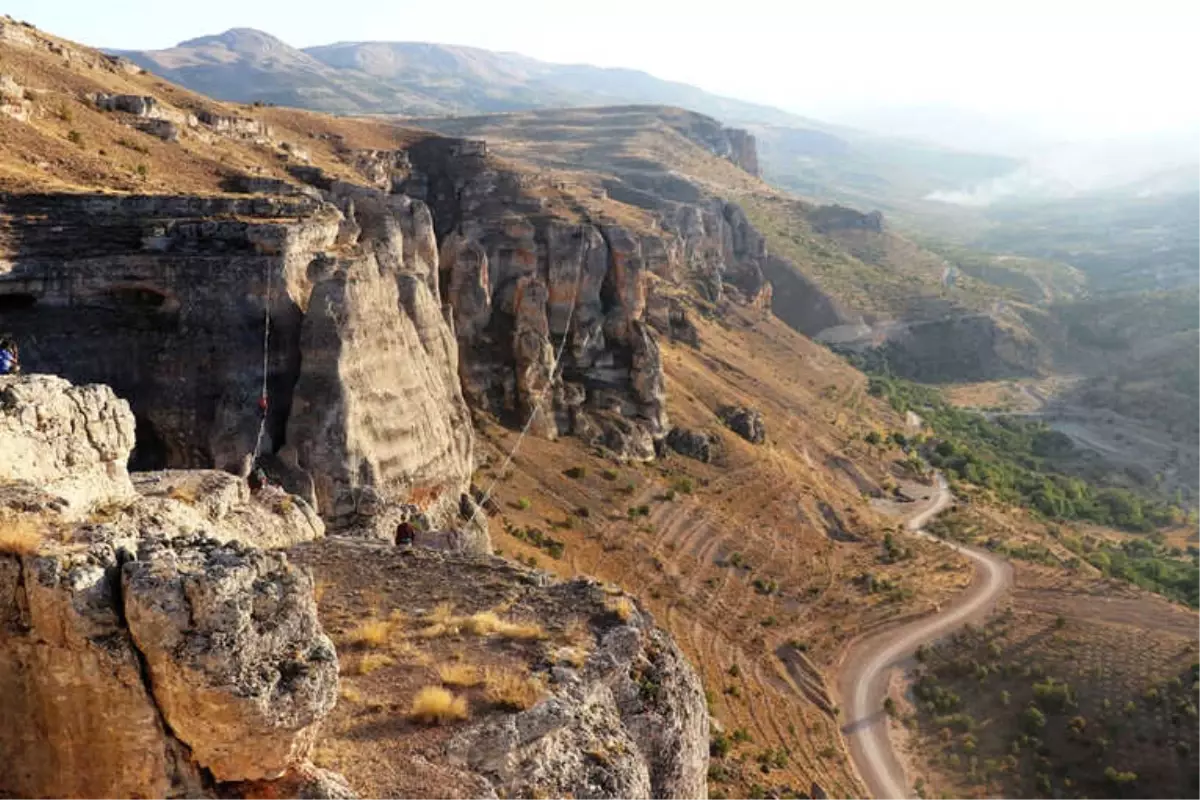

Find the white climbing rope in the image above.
[
  {"left": 467, "top": 260, "right": 588, "bottom": 528},
  {"left": 250, "top": 261, "right": 272, "bottom": 463}
]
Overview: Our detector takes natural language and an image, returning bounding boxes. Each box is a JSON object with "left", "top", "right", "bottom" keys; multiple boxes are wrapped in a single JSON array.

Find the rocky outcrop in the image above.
[
  {"left": 0, "top": 73, "right": 31, "bottom": 121},
  {"left": 0, "top": 191, "right": 475, "bottom": 530},
  {"left": 447, "top": 617, "right": 709, "bottom": 799},
  {"left": 278, "top": 191, "right": 473, "bottom": 529},
  {"left": 665, "top": 427, "right": 719, "bottom": 463},
  {"left": 853, "top": 313, "right": 1044, "bottom": 382},
  {"left": 658, "top": 109, "right": 760, "bottom": 177},
  {"left": 645, "top": 293, "right": 700, "bottom": 347},
  {"left": 123, "top": 534, "right": 338, "bottom": 781},
  {"left": 0, "top": 375, "right": 136, "bottom": 517},
  {"left": 404, "top": 139, "right": 669, "bottom": 460},
  {"left": 223, "top": 764, "right": 357, "bottom": 799},
  {"left": 291, "top": 539, "right": 710, "bottom": 800},
  {"left": 0, "top": 374, "right": 339, "bottom": 798},
  {"left": 718, "top": 405, "right": 766, "bottom": 444},
  {"left": 807, "top": 204, "right": 884, "bottom": 235}
]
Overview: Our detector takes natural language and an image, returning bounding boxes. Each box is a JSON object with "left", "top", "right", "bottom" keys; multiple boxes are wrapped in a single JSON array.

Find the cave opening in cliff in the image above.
[
  {"left": 129, "top": 414, "right": 169, "bottom": 471},
  {"left": 0, "top": 292, "right": 37, "bottom": 312}
]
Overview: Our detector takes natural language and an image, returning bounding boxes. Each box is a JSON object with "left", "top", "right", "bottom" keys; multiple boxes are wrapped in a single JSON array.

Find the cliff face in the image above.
[
  {"left": 403, "top": 139, "right": 671, "bottom": 460},
  {"left": 0, "top": 190, "right": 473, "bottom": 528}
]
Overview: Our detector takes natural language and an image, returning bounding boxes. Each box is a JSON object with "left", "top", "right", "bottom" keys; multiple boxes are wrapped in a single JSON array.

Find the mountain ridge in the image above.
[{"left": 112, "top": 26, "right": 1029, "bottom": 233}]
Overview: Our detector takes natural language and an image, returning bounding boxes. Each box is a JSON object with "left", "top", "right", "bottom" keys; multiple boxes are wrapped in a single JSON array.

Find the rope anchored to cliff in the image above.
[
  {"left": 250, "top": 261, "right": 272, "bottom": 466},
  {"left": 466, "top": 256, "right": 589, "bottom": 529}
]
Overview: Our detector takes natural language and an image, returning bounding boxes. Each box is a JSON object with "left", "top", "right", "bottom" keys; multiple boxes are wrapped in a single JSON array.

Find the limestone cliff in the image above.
[
  {"left": 403, "top": 138, "right": 670, "bottom": 460},
  {"left": 0, "top": 191, "right": 473, "bottom": 529}
]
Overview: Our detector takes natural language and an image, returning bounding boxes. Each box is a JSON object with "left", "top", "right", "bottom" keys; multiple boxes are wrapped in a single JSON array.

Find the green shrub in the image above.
[{"left": 1021, "top": 704, "right": 1047, "bottom": 734}]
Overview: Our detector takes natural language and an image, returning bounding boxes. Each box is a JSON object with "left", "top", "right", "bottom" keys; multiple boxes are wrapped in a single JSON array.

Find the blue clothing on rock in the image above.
[{"left": 0, "top": 350, "right": 16, "bottom": 375}]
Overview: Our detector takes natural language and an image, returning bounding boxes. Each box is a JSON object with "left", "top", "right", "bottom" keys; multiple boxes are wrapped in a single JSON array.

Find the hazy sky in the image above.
[{"left": 7, "top": 0, "right": 1199, "bottom": 140}]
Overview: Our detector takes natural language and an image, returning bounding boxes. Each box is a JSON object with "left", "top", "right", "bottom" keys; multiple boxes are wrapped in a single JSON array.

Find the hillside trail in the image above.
[{"left": 836, "top": 474, "right": 1014, "bottom": 799}]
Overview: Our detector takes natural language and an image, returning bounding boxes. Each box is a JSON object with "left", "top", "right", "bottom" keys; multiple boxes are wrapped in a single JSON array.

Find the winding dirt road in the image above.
[{"left": 837, "top": 476, "right": 1013, "bottom": 799}]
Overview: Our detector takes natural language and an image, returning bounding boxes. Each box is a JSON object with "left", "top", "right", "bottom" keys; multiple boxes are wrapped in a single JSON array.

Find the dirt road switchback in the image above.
[{"left": 838, "top": 475, "right": 1013, "bottom": 799}]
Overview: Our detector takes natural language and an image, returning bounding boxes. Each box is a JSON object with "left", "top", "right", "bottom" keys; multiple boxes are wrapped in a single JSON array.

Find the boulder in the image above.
[
  {"left": 123, "top": 534, "right": 339, "bottom": 782},
  {"left": 0, "top": 374, "right": 136, "bottom": 517},
  {"left": 665, "top": 427, "right": 718, "bottom": 463},
  {"left": 718, "top": 405, "right": 766, "bottom": 444},
  {"left": 135, "top": 118, "right": 180, "bottom": 142}
]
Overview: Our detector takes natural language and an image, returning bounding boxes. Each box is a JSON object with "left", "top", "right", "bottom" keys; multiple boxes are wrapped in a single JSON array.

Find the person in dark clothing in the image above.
[
  {"left": 248, "top": 466, "right": 270, "bottom": 493},
  {"left": 0, "top": 336, "right": 19, "bottom": 375},
  {"left": 395, "top": 520, "right": 416, "bottom": 548}
]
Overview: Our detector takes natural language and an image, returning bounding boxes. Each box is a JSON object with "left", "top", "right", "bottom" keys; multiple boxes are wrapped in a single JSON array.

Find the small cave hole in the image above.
[{"left": 0, "top": 293, "right": 37, "bottom": 312}]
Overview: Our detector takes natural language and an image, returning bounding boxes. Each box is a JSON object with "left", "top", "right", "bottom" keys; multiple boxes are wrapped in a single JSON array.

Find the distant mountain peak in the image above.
[{"left": 177, "top": 27, "right": 296, "bottom": 55}]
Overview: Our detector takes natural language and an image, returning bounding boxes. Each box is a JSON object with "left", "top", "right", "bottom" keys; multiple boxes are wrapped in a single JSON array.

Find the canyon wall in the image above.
[{"left": 0, "top": 191, "right": 473, "bottom": 528}]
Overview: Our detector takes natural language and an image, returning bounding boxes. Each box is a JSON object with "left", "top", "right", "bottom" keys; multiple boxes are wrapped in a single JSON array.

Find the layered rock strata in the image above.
[{"left": 0, "top": 191, "right": 474, "bottom": 529}]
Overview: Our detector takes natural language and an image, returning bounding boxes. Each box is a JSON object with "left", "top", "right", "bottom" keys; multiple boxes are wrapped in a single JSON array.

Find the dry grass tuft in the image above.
[
  {"left": 0, "top": 515, "right": 42, "bottom": 555},
  {"left": 607, "top": 595, "right": 635, "bottom": 622},
  {"left": 428, "top": 601, "right": 456, "bottom": 623},
  {"left": 351, "top": 652, "right": 395, "bottom": 675},
  {"left": 166, "top": 484, "right": 198, "bottom": 504},
  {"left": 554, "top": 646, "right": 589, "bottom": 669},
  {"left": 438, "top": 662, "right": 483, "bottom": 687},
  {"left": 484, "top": 667, "right": 544, "bottom": 711},
  {"left": 416, "top": 608, "right": 546, "bottom": 640},
  {"left": 409, "top": 686, "right": 470, "bottom": 725},
  {"left": 345, "top": 618, "right": 393, "bottom": 649},
  {"left": 339, "top": 685, "right": 364, "bottom": 704},
  {"left": 464, "top": 610, "right": 547, "bottom": 640}
]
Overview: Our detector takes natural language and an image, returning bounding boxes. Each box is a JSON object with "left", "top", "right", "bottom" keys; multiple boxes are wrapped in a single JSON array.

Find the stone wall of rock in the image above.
[
  {"left": 403, "top": 139, "right": 669, "bottom": 460},
  {"left": 0, "top": 374, "right": 338, "bottom": 798},
  {"left": 0, "top": 191, "right": 474, "bottom": 528}
]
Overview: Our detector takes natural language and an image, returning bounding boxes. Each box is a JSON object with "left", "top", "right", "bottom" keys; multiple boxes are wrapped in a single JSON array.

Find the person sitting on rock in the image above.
[
  {"left": 0, "top": 336, "right": 19, "bottom": 375},
  {"left": 248, "top": 466, "right": 270, "bottom": 493},
  {"left": 395, "top": 520, "right": 416, "bottom": 548}
]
